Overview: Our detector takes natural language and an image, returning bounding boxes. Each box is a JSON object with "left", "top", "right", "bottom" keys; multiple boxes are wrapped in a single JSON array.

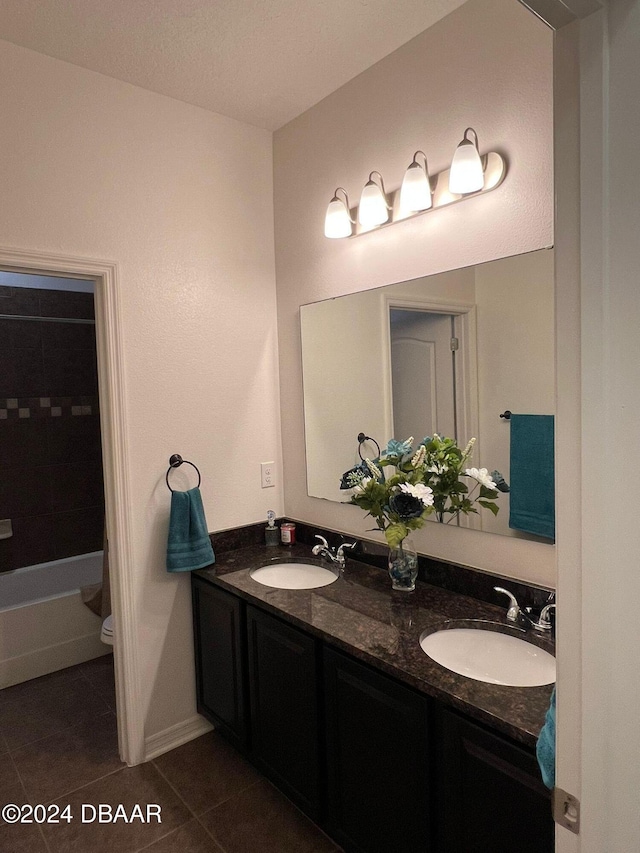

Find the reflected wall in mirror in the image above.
[{"left": 300, "top": 248, "right": 555, "bottom": 541}]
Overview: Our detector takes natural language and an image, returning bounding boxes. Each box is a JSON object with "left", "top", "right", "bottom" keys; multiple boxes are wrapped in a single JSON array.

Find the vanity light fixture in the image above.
[
  {"left": 324, "top": 128, "right": 506, "bottom": 238},
  {"left": 358, "top": 171, "right": 390, "bottom": 227},
  {"left": 449, "top": 127, "right": 485, "bottom": 194},
  {"left": 400, "top": 151, "right": 433, "bottom": 214},
  {"left": 324, "top": 187, "right": 355, "bottom": 239}
]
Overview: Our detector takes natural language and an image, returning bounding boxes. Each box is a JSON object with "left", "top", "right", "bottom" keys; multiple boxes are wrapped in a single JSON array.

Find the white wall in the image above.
[
  {"left": 0, "top": 40, "right": 281, "bottom": 743},
  {"left": 274, "top": 0, "right": 555, "bottom": 587},
  {"left": 575, "top": 2, "right": 640, "bottom": 849}
]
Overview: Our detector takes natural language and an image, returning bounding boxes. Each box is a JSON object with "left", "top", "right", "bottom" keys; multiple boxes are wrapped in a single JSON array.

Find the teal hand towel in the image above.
[
  {"left": 509, "top": 414, "right": 555, "bottom": 540},
  {"left": 166, "top": 487, "right": 215, "bottom": 572},
  {"left": 536, "top": 686, "right": 556, "bottom": 789}
]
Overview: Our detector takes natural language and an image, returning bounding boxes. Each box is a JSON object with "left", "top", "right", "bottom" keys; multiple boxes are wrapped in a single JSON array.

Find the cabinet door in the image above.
[
  {"left": 324, "top": 647, "right": 431, "bottom": 853},
  {"left": 192, "top": 577, "right": 247, "bottom": 750},
  {"left": 435, "top": 707, "right": 554, "bottom": 853},
  {"left": 246, "top": 605, "right": 321, "bottom": 819}
]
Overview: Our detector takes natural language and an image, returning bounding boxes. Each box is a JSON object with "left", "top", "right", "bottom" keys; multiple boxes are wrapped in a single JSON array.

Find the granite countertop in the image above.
[{"left": 195, "top": 543, "right": 554, "bottom": 749}]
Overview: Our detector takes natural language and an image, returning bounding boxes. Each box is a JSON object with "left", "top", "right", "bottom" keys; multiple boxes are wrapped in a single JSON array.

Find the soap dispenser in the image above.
[{"left": 265, "top": 510, "right": 279, "bottom": 547}]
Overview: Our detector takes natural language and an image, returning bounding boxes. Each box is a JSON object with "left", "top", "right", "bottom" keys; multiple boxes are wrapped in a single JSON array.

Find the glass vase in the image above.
[{"left": 388, "top": 539, "right": 419, "bottom": 592}]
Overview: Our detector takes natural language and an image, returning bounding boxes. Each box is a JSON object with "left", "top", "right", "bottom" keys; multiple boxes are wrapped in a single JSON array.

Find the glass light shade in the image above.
[
  {"left": 324, "top": 196, "right": 353, "bottom": 238},
  {"left": 358, "top": 180, "right": 389, "bottom": 227},
  {"left": 400, "top": 162, "right": 432, "bottom": 213},
  {"left": 449, "top": 139, "right": 484, "bottom": 194}
]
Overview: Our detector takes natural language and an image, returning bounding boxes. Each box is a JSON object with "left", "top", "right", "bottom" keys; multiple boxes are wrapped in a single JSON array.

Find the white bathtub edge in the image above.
[{"left": 0, "top": 631, "right": 111, "bottom": 689}]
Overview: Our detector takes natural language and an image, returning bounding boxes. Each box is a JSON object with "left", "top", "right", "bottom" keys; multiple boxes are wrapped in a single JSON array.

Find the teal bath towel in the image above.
[
  {"left": 509, "top": 414, "right": 555, "bottom": 540},
  {"left": 536, "top": 686, "right": 556, "bottom": 789},
  {"left": 166, "top": 487, "right": 215, "bottom": 572}
]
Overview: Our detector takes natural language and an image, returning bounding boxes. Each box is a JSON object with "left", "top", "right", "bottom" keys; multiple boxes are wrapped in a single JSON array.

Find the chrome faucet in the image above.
[
  {"left": 494, "top": 587, "right": 556, "bottom": 632},
  {"left": 312, "top": 535, "right": 356, "bottom": 570}
]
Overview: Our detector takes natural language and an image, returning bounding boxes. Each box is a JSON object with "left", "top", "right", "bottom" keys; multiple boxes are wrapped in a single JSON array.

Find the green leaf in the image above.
[
  {"left": 385, "top": 523, "right": 408, "bottom": 548},
  {"left": 478, "top": 500, "right": 499, "bottom": 516}
]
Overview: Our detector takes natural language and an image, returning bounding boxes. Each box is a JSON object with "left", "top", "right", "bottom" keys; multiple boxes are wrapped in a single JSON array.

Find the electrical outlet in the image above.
[{"left": 261, "top": 462, "right": 275, "bottom": 488}]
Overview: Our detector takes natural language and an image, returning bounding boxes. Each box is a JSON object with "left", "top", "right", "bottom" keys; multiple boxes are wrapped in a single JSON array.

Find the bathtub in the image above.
[{"left": 0, "top": 551, "right": 111, "bottom": 689}]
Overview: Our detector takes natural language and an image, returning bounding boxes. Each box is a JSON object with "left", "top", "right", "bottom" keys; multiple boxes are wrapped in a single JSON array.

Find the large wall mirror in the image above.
[{"left": 300, "top": 248, "right": 555, "bottom": 541}]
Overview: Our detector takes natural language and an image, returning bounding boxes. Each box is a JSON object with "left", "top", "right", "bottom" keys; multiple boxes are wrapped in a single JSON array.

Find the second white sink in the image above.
[
  {"left": 250, "top": 562, "right": 339, "bottom": 590},
  {"left": 420, "top": 625, "right": 556, "bottom": 687}
]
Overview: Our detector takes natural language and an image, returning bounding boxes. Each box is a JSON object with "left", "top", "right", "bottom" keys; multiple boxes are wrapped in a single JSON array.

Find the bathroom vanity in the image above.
[{"left": 192, "top": 542, "right": 554, "bottom": 853}]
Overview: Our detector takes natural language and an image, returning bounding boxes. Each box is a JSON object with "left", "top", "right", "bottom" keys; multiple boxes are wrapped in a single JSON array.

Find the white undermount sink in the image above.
[
  {"left": 249, "top": 562, "right": 339, "bottom": 590},
  {"left": 420, "top": 624, "right": 556, "bottom": 687}
]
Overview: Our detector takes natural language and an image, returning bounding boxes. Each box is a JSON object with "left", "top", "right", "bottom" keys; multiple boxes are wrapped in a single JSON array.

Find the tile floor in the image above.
[{"left": 0, "top": 655, "right": 342, "bottom": 853}]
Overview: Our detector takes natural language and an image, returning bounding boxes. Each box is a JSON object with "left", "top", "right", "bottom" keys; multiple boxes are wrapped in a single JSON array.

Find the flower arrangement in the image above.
[{"left": 340, "top": 434, "right": 507, "bottom": 548}]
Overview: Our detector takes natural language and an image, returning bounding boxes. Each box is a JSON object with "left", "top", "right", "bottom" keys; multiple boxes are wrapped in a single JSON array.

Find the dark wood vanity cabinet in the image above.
[
  {"left": 435, "top": 707, "right": 554, "bottom": 853},
  {"left": 192, "top": 575, "right": 553, "bottom": 853},
  {"left": 246, "top": 605, "right": 322, "bottom": 819},
  {"left": 191, "top": 578, "right": 248, "bottom": 750},
  {"left": 323, "top": 648, "right": 431, "bottom": 853}
]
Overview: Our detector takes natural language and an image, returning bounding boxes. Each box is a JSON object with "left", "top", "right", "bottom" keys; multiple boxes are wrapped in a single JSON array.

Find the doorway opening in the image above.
[
  {"left": 0, "top": 268, "right": 112, "bottom": 688},
  {"left": 0, "top": 247, "right": 142, "bottom": 767}
]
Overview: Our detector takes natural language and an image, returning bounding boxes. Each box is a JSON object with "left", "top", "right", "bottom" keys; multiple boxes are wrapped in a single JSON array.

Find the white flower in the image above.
[
  {"left": 461, "top": 437, "right": 477, "bottom": 463},
  {"left": 366, "top": 458, "right": 382, "bottom": 479},
  {"left": 464, "top": 467, "right": 497, "bottom": 489},
  {"left": 353, "top": 477, "right": 372, "bottom": 494},
  {"left": 411, "top": 445, "right": 426, "bottom": 467},
  {"left": 399, "top": 482, "right": 434, "bottom": 506}
]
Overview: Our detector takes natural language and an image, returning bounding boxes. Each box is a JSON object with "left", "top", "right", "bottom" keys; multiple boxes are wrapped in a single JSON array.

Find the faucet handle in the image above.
[
  {"left": 336, "top": 542, "right": 356, "bottom": 558},
  {"left": 536, "top": 602, "right": 556, "bottom": 630},
  {"left": 312, "top": 535, "right": 329, "bottom": 555},
  {"left": 493, "top": 586, "right": 522, "bottom": 623}
]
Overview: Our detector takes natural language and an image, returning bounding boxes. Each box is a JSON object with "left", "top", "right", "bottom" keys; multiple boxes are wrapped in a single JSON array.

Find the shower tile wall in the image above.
[{"left": 0, "top": 286, "right": 104, "bottom": 573}]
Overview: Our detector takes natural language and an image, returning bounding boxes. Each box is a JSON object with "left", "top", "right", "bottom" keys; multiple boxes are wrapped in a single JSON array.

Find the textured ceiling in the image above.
[{"left": 0, "top": 0, "right": 465, "bottom": 130}]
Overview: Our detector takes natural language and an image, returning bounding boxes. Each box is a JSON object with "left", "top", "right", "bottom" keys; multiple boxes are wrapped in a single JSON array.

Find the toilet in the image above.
[{"left": 100, "top": 614, "right": 114, "bottom": 646}]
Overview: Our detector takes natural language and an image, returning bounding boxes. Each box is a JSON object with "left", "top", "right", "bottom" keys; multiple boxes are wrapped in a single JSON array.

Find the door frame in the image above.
[
  {"left": 0, "top": 245, "right": 144, "bottom": 765},
  {"left": 382, "top": 295, "right": 479, "bottom": 461}
]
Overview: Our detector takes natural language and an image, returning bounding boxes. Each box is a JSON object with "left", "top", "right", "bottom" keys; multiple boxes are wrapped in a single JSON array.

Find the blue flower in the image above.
[{"left": 384, "top": 437, "right": 414, "bottom": 459}]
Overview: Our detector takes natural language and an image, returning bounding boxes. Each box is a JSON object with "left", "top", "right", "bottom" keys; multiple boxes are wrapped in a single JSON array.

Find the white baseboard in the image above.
[{"left": 144, "top": 714, "right": 214, "bottom": 762}]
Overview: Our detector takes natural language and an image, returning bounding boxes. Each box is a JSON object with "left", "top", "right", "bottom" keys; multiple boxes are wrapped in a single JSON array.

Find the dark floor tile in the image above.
[
  {"left": 153, "top": 731, "right": 261, "bottom": 815},
  {"left": 0, "top": 820, "right": 49, "bottom": 853},
  {"left": 0, "top": 663, "right": 88, "bottom": 707},
  {"left": 0, "top": 778, "right": 44, "bottom": 853},
  {"left": 136, "top": 818, "right": 224, "bottom": 853},
  {"left": 42, "top": 763, "right": 191, "bottom": 853},
  {"left": 0, "top": 754, "right": 21, "bottom": 799},
  {"left": 200, "top": 780, "right": 338, "bottom": 853},
  {"left": 0, "top": 675, "right": 110, "bottom": 750},
  {"left": 78, "top": 654, "right": 116, "bottom": 709},
  {"left": 12, "top": 712, "right": 121, "bottom": 804}
]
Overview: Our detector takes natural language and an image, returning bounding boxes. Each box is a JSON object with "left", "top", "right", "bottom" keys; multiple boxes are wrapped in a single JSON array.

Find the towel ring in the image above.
[
  {"left": 166, "top": 454, "right": 201, "bottom": 492},
  {"left": 357, "top": 432, "right": 381, "bottom": 460}
]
